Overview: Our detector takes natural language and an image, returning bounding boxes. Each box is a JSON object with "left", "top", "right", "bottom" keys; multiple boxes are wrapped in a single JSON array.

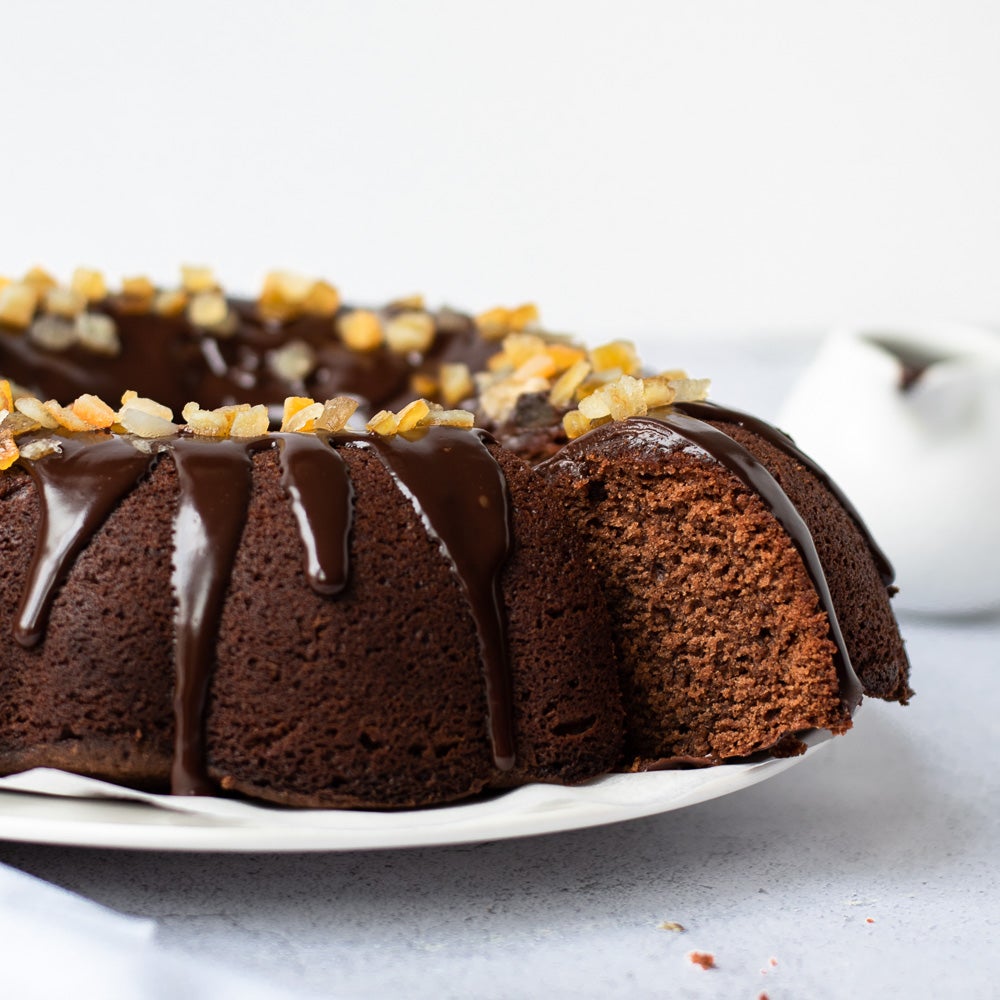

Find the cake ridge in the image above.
[{"left": 350, "top": 428, "right": 516, "bottom": 771}]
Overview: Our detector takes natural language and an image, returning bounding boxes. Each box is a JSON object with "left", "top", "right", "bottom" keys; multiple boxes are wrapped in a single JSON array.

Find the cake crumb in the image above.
[
  {"left": 688, "top": 951, "right": 715, "bottom": 970},
  {"left": 659, "top": 921, "right": 685, "bottom": 932},
  {"left": 770, "top": 957, "right": 778, "bottom": 966},
  {"left": 866, "top": 917, "right": 875, "bottom": 924}
]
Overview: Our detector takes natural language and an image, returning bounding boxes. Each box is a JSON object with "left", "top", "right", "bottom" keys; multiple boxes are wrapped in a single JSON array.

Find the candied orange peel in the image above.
[
  {"left": 475, "top": 329, "right": 652, "bottom": 425},
  {"left": 337, "top": 309, "right": 383, "bottom": 351},
  {"left": 561, "top": 372, "right": 711, "bottom": 439},
  {"left": 365, "top": 399, "right": 475, "bottom": 436},
  {"left": 475, "top": 303, "right": 540, "bottom": 341},
  {"left": 258, "top": 271, "right": 341, "bottom": 323},
  {"left": 0, "top": 281, "right": 39, "bottom": 329}
]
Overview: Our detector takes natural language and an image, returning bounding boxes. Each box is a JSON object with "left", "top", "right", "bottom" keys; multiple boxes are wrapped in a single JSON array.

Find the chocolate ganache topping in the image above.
[
  {"left": 0, "top": 297, "right": 495, "bottom": 421},
  {"left": 12, "top": 425, "right": 515, "bottom": 794}
]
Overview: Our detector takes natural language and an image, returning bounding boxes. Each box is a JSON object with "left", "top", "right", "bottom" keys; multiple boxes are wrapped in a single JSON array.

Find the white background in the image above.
[{"left": 2, "top": 0, "right": 999, "bottom": 339}]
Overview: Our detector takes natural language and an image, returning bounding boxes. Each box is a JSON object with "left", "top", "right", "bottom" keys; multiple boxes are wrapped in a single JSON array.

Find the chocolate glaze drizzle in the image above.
[
  {"left": 14, "top": 436, "right": 157, "bottom": 648},
  {"left": 12, "top": 426, "right": 515, "bottom": 795},
  {"left": 543, "top": 410, "right": 864, "bottom": 712},
  {"left": 169, "top": 440, "right": 256, "bottom": 795},
  {"left": 277, "top": 434, "right": 354, "bottom": 596}
]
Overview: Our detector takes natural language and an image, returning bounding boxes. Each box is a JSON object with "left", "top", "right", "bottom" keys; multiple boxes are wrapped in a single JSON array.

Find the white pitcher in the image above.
[{"left": 778, "top": 324, "right": 1000, "bottom": 616}]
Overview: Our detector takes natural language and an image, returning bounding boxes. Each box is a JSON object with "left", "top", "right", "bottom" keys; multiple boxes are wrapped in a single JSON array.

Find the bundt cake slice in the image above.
[
  {"left": 0, "top": 390, "right": 623, "bottom": 809},
  {"left": 536, "top": 400, "right": 910, "bottom": 767},
  {"left": 680, "top": 401, "right": 910, "bottom": 706}
]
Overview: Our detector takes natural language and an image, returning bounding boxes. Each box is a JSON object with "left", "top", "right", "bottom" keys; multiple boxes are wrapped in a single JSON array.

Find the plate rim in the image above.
[{"left": 0, "top": 734, "right": 830, "bottom": 852}]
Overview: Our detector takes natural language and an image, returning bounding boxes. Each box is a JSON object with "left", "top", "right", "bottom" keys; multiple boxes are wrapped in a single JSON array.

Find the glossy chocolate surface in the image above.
[{"left": 0, "top": 298, "right": 495, "bottom": 420}]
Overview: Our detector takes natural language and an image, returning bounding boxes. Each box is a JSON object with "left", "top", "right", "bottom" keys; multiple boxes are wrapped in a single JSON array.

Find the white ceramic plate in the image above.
[{"left": 0, "top": 731, "right": 828, "bottom": 852}]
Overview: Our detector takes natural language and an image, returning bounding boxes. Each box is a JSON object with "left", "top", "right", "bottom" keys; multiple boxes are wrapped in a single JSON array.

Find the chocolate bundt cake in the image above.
[
  {"left": 1, "top": 264, "right": 911, "bottom": 806},
  {"left": 0, "top": 397, "right": 623, "bottom": 808}
]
